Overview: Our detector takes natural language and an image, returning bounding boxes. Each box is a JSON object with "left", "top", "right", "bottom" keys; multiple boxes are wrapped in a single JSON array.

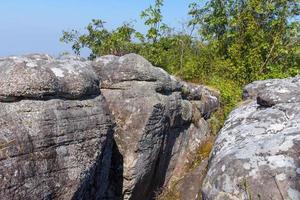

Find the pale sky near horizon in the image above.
[{"left": 0, "top": 0, "right": 203, "bottom": 57}]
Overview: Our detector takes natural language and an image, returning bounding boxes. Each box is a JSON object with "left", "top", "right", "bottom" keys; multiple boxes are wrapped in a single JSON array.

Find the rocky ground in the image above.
[{"left": 0, "top": 54, "right": 299, "bottom": 200}]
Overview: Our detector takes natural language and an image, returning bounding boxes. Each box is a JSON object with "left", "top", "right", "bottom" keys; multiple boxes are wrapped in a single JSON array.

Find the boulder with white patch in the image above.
[
  {"left": 202, "top": 77, "right": 300, "bottom": 200},
  {"left": 0, "top": 54, "right": 99, "bottom": 101}
]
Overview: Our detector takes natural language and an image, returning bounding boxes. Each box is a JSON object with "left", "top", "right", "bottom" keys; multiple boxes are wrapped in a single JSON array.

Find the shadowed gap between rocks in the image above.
[
  {"left": 131, "top": 121, "right": 191, "bottom": 200},
  {"left": 103, "top": 139, "right": 124, "bottom": 200},
  {"left": 154, "top": 124, "right": 191, "bottom": 197},
  {"left": 71, "top": 128, "right": 114, "bottom": 200},
  {"left": 0, "top": 94, "right": 101, "bottom": 103}
]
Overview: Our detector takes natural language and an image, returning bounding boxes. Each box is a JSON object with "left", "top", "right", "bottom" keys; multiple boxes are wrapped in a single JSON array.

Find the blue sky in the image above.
[{"left": 0, "top": 0, "right": 202, "bottom": 57}]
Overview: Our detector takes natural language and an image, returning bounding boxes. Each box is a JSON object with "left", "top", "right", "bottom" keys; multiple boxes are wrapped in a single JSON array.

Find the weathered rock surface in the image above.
[
  {"left": 0, "top": 53, "right": 219, "bottom": 200},
  {"left": 203, "top": 77, "right": 300, "bottom": 200},
  {"left": 93, "top": 54, "right": 219, "bottom": 200},
  {"left": 0, "top": 54, "right": 114, "bottom": 200}
]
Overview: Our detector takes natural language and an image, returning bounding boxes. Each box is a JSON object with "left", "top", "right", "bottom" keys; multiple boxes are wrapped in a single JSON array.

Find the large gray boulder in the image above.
[
  {"left": 0, "top": 54, "right": 114, "bottom": 200},
  {"left": 93, "top": 54, "right": 219, "bottom": 200},
  {"left": 202, "top": 77, "right": 300, "bottom": 200}
]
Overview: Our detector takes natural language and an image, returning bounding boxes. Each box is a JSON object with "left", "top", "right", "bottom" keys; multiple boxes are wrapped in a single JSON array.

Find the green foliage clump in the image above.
[
  {"left": 189, "top": 0, "right": 300, "bottom": 84},
  {"left": 60, "top": 19, "right": 138, "bottom": 59},
  {"left": 140, "top": 0, "right": 170, "bottom": 43}
]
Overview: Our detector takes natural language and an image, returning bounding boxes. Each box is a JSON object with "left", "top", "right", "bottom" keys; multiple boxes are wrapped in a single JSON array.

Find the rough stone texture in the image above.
[
  {"left": 0, "top": 54, "right": 99, "bottom": 101},
  {"left": 166, "top": 158, "right": 209, "bottom": 200},
  {"left": 177, "top": 158, "right": 209, "bottom": 200},
  {"left": 0, "top": 53, "right": 219, "bottom": 200},
  {"left": 93, "top": 54, "right": 219, "bottom": 200},
  {"left": 203, "top": 77, "right": 300, "bottom": 200},
  {"left": 243, "top": 76, "right": 300, "bottom": 106},
  {"left": 0, "top": 54, "right": 114, "bottom": 200}
]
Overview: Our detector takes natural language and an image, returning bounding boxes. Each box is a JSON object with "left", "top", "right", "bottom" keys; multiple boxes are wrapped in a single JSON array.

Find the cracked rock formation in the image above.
[
  {"left": 92, "top": 54, "right": 219, "bottom": 200},
  {"left": 202, "top": 77, "right": 300, "bottom": 200},
  {"left": 0, "top": 54, "right": 114, "bottom": 200},
  {"left": 0, "top": 53, "right": 219, "bottom": 200}
]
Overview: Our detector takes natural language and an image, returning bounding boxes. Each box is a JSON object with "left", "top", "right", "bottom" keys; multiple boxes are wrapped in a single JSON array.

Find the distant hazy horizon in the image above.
[{"left": 0, "top": 0, "right": 203, "bottom": 57}]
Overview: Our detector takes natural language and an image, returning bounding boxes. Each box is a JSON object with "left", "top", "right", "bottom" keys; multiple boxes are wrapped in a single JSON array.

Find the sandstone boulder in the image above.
[
  {"left": 0, "top": 54, "right": 114, "bottom": 200},
  {"left": 93, "top": 54, "right": 219, "bottom": 200}
]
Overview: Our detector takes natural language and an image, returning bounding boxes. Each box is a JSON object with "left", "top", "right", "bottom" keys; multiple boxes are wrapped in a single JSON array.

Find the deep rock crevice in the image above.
[{"left": 92, "top": 54, "right": 220, "bottom": 200}]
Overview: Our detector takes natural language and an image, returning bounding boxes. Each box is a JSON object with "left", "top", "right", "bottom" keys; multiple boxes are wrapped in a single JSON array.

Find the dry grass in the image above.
[
  {"left": 155, "top": 180, "right": 181, "bottom": 200},
  {"left": 156, "top": 137, "right": 215, "bottom": 200},
  {"left": 186, "top": 137, "right": 214, "bottom": 171},
  {"left": 0, "top": 139, "right": 15, "bottom": 150}
]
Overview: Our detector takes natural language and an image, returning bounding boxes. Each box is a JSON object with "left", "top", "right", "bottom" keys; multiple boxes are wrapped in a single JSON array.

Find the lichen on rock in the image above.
[{"left": 202, "top": 77, "right": 300, "bottom": 200}]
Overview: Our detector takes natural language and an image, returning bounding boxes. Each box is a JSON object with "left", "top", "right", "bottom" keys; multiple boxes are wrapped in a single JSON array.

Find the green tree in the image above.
[
  {"left": 189, "top": 0, "right": 300, "bottom": 83},
  {"left": 140, "top": 0, "right": 170, "bottom": 43},
  {"left": 60, "top": 19, "right": 137, "bottom": 58}
]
